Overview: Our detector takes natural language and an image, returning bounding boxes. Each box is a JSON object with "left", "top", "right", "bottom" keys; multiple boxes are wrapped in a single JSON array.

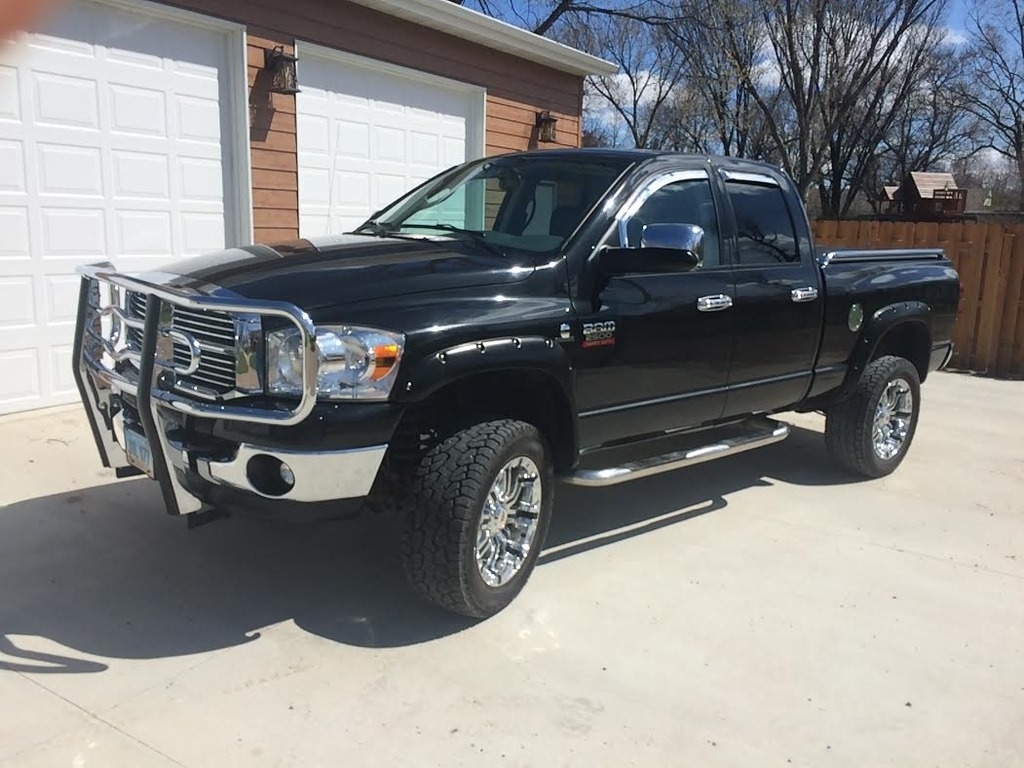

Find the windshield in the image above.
[{"left": 356, "top": 154, "right": 635, "bottom": 254}]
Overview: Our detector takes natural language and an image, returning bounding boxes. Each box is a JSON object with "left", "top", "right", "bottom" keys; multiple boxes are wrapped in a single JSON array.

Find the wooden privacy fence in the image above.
[{"left": 812, "top": 220, "right": 1024, "bottom": 378}]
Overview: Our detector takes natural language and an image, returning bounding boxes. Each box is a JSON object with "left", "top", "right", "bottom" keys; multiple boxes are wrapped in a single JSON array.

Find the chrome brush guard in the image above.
[{"left": 72, "top": 262, "right": 319, "bottom": 516}]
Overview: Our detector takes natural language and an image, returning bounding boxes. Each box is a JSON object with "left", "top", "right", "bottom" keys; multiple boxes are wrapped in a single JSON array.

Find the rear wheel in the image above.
[
  {"left": 825, "top": 355, "right": 921, "bottom": 478},
  {"left": 400, "top": 419, "right": 553, "bottom": 618}
]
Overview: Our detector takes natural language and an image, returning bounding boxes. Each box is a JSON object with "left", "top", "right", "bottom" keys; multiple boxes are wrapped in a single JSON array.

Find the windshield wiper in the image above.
[
  {"left": 396, "top": 224, "right": 506, "bottom": 257},
  {"left": 352, "top": 220, "right": 391, "bottom": 235},
  {"left": 349, "top": 221, "right": 445, "bottom": 245}
]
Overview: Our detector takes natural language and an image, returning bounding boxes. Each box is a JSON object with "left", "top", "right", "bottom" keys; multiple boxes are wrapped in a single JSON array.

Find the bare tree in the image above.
[
  {"left": 465, "top": 0, "right": 671, "bottom": 35},
  {"left": 561, "top": 14, "right": 686, "bottom": 148},
  {"left": 816, "top": 20, "right": 958, "bottom": 217},
  {"left": 880, "top": 47, "right": 980, "bottom": 182},
  {"left": 715, "top": 0, "right": 950, "bottom": 204},
  {"left": 581, "top": 107, "right": 625, "bottom": 147},
  {"left": 951, "top": 152, "right": 1023, "bottom": 211},
  {"left": 660, "top": 0, "right": 775, "bottom": 158},
  {"left": 964, "top": 0, "right": 1024, "bottom": 209},
  {"left": 470, "top": 0, "right": 985, "bottom": 215},
  {"left": 648, "top": 86, "right": 722, "bottom": 153}
]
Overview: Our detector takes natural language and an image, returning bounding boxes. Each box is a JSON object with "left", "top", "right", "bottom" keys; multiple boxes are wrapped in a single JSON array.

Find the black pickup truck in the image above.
[{"left": 73, "top": 149, "right": 959, "bottom": 617}]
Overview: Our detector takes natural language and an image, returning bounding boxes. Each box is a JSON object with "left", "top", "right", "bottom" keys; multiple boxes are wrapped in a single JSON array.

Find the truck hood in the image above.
[{"left": 142, "top": 234, "right": 535, "bottom": 311}]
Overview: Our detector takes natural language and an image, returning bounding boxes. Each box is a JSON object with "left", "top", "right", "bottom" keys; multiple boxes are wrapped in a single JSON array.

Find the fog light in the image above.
[
  {"left": 246, "top": 454, "right": 295, "bottom": 497},
  {"left": 279, "top": 462, "right": 295, "bottom": 487}
]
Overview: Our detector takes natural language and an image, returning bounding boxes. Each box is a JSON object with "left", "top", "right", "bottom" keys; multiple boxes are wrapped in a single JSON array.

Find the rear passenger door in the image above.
[{"left": 718, "top": 171, "right": 824, "bottom": 416}]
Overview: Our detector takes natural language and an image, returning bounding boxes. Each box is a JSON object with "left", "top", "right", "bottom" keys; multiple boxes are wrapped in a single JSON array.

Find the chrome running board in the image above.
[{"left": 567, "top": 417, "right": 790, "bottom": 487}]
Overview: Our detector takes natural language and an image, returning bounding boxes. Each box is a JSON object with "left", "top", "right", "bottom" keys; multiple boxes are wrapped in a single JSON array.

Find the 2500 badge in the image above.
[{"left": 582, "top": 320, "right": 616, "bottom": 348}]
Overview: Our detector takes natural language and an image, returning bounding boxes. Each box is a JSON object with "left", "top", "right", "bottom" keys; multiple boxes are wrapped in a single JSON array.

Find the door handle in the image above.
[
  {"left": 791, "top": 286, "right": 819, "bottom": 303},
  {"left": 697, "top": 294, "right": 733, "bottom": 312}
]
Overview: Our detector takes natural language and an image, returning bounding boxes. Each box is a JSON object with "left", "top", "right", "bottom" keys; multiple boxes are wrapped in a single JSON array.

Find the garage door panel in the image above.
[
  {"left": 40, "top": 208, "right": 107, "bottom": 256},
  {"left": 45, "top": 275, "right": 81, "bottom": 324},
  {"left": 297, "top": 50, "right": 480, "bottom": 237},
  {"left": 409, "top": 132, "right": 438, "bottom": 167},
  {"left": 337, "top": 121, "right": 370, "bottom": 159},
  {"left": 0, "top": 349, "right": 41, "bottom": 404},
  {"left": 374, "top": 126, "right": 405, "bottom": 162},
  {"left": 32, "top": 71, "right": 100, "bottom": 130},
  {"left": 114, "top": 210, "right": 173, "bottom": 257},
  {"left": 37, "top": 143, "right": 103, "bottom": 196},
  {"left": 111, "top": 150, "right": 170, "bottom": 199},
  {"left": 375, "top": 174, "right": 407, "bottom": 206},
  {"left": 0, "top": 140, "right": 26, "bottom": 190},
  {"left": 0, "top": 65, "right": 20, "bottom": 119},
  {"left": 174, "top": 95, "right": 221, "bottom": 144},
  {"left": 0, "top": 208, "right": 30, "bottom": 257},
  {"left": 48, "top": 345, "right": 77, "bottom": 396},
  {"left": 28, "top": 26, "right": 95, "bottom": 59},
  {"left": 303, "top": 214, "right": 330, "bottom": 235},
  {"left": 442, "top": 137, "right": 466, "bottom": 168},
  {"left": 0, "top": 0, "right": 239, "bottom": 413},
  {"left": 299, "top": 167, "right": 330, "bottom": 207},
  {"left": 0, "top": 277, "right": 35, "bottom": 327},
  {"left": 108, "top": 83, "right": 167, "bottom": 136},
  {"left": 181, "top": 213, "right": 226, "bottom": 255},
  {"left": 297, "top": 112, "right": 329, "bottom": 155},
  {"left": 332, "top": 171, "right": 371, "bottom": 208},
  {"left": 178, "top": 157, "right": 224, "bottom": 201}
]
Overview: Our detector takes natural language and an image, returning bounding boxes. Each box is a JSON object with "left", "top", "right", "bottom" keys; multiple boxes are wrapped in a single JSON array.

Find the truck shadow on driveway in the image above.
[{"left": 0, "top": 425, "right": 857, "bottom": 666}]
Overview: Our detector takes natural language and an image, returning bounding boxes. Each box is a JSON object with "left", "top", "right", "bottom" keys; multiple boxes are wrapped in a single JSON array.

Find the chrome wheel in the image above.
[
  {"left": 873, "top": 377, "right": 914, "bottom": 460},
  {"left": 475, "top": 456, "right": 543, "bottom": 588}
]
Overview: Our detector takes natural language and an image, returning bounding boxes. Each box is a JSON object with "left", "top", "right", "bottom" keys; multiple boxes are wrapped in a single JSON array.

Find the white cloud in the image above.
[
  {"left": 941, "top": 26, "right": 968, "bottom": 45},
  {"left": 973, "top": 147, "right": 1009, "bottom": 169}
]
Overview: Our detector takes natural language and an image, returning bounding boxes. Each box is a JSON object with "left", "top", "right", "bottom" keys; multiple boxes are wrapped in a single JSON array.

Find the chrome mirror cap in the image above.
[{"left": 641, "top": 223, "right": 705, "bottom": 260}]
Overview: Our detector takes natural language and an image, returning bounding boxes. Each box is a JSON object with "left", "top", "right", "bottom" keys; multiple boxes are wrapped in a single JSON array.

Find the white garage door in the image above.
[
  {"left": 296, "top": 46, "right": 484, "bottom": 237},
  {"left": 0, "top": 0, "right": 247, "bottom": 414}
]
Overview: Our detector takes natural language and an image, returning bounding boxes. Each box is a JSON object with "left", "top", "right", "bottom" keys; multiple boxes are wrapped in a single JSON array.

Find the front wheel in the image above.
[
  {"left": 400, "top": 419, "right": 554, "bottom": 618},
  {"left": 825, "top": 355, "right": 922, "bottom": 478}
]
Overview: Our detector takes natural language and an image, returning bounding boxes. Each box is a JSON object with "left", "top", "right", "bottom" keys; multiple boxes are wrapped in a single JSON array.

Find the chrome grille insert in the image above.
[{"left": 125, "top": 291, "right": 241, "bottom": 397}]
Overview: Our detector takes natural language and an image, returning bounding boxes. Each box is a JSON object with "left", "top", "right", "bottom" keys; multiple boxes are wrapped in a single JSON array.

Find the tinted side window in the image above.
[
  {"left": 725, "top": 182, "right": 799, "bottom": 265},
  {"left": 625, "top": 178, "right": 721, "bottom": 267}
]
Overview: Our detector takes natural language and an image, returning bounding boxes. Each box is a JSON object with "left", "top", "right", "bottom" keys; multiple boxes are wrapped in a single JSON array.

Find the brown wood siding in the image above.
[
  {"left": 247, "top": 31, "right": 298, "bottom": 240},
  {"left": 486, "top": 96, "right": 581, "bottom": 153},
  {"left": 163, "top": 0, "right": 584, "bottom": 242}
]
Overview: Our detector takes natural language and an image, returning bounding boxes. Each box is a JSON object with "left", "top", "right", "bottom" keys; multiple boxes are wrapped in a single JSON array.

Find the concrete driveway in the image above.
[{"left": 1, "top": 371, "right": 1022, "bottom": 768}]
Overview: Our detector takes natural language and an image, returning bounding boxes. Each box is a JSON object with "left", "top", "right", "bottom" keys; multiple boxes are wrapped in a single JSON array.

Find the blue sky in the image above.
[{"left": 947, "top": 0, "right": 970, "bottom": 36}]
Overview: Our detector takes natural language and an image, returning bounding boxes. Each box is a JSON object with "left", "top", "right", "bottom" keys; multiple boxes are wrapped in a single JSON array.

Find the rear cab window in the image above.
[{"left": 723, "top": 179, "right": 801, "bottom": 266}]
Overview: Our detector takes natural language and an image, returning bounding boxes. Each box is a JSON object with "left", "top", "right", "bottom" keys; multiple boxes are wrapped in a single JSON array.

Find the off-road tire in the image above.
[
  {"left": 825, "top": 355, "right": 921, "bottom": 478},
  {"left": 399, "top": 419, "right": 554, "bottom": 618}
]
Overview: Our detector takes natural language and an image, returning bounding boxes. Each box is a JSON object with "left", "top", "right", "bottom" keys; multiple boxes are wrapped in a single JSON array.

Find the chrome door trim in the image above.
[{"left": 590, "top": 169, "right": 711, "bottom": 250}]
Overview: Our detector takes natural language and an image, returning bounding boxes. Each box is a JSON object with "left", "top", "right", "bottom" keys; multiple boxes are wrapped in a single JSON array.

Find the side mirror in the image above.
[
  {"left": 598, "top": 223, "right": 705, "bottom": 277},
  {"left": 641, "top": 223, "right": 705, "bottom": 256}
]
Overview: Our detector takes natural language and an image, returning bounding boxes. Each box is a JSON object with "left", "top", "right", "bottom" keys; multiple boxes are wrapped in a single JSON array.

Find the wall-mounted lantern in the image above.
[
  {"left": 536, "top": 110, "right": 557, "bottom": 142},
  {"left": 265, "top": 46, "right": 300, "bottom": 95}
]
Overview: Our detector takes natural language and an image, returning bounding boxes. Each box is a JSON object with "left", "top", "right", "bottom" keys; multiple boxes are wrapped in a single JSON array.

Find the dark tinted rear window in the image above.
[{"left": 725, "top": 182, "right": 799, "bottom": 265}]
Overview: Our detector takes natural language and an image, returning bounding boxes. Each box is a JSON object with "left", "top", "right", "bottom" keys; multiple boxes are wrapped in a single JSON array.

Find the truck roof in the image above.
[{"left": 490, "top": 147, "right": 787, "bottom": 175}]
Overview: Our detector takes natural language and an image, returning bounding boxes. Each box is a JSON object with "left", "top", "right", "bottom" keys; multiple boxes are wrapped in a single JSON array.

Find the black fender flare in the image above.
[
  {"left": 839, "top": 301, "right": 932, "bottom": 397},
  {"left": 390, "top": 336, "right": 578, "bottom": 465},
  {"left": 393, "top": 336, "right": 575, "bottom": 405}
]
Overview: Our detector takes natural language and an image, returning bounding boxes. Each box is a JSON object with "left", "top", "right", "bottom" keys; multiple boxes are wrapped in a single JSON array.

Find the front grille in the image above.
[{"left": 126, "top": 291, "right": 238, "bottom": 396}]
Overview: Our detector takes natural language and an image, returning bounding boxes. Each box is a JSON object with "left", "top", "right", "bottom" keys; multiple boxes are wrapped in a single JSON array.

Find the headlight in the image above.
[{"left": 266, "top": 325, "right": 404, "bottom": 400}]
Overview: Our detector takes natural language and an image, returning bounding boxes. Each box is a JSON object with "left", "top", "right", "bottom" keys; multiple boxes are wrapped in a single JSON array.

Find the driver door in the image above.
[{"left": 572, "top": 170, "right": 736, "bottom": 449}]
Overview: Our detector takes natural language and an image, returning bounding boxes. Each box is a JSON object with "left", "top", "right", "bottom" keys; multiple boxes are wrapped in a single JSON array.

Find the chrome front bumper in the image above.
[
  {"left": 194, "top": 442, "right": 387, "bottom": 502},
  {"left": 74, "top": 263, "right": 387, "bottom": 515}
]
